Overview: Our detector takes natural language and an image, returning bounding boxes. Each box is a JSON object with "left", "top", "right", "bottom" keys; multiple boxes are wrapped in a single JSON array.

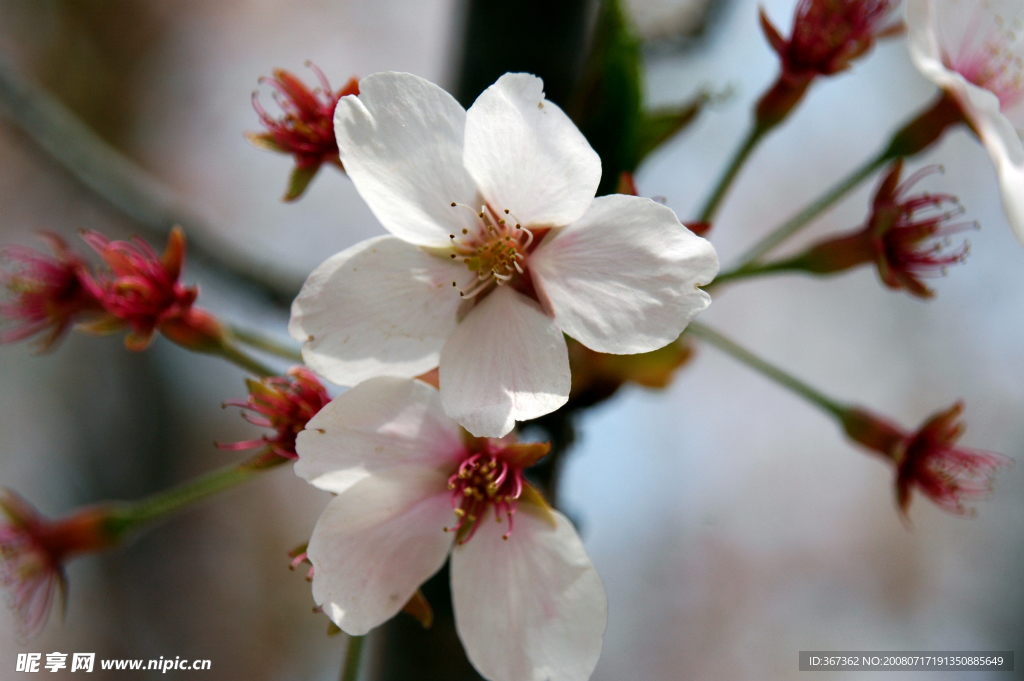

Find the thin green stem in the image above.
[
  {"left": 215, "top": 339, "right": 277, "bottom": 377},
  {"left": 696, "top": 123, "right": 767, "bottom": 223},
  {"left": 340, "top": 635, "right": 366, "bottom": 681},
  {"left": 106, "top": 453, "right": 286, "bottom": 539},
  {"left": 685, "top": 321, "right": 848, "bottom": 418},
  {"left": 732, "top": 150, "right": 888, "bottom": 269},
  {"left": 705, "top": 258, "right": 799, "bottom": 292},
  {"left": 229, "top": 324, "right": 302, "bottom": 362},
  {"left": 0, "top": 57, "right": 298, "bottom": 303}
]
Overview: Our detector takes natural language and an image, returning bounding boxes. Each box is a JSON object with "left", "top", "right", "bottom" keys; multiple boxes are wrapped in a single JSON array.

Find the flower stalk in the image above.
[
  {"left": 696, "top": 123, "right": 768, "bottom": 223},
  {"left": 2, "top": 452, "right": 287, "bottom": 637},
  {"left": 213, "top": 337, "right": 278, "bottom": 378},
  {"left": 696, "top": 0, "right": 901, "bottom": 224},
  {"left": 104, "top": 453, "right": 288, "bottom": 540},
  {"left": 732, "top": 149, "right": 890, "bottom": 268},
  {"left": 712, "top": 159, "right": 973, "bottom": 296},
  {"left": 340, "top": 635, "right": 365, "bottom": 681},
  {"left": 228, "top": 324, "right": 303, "bottom": 362},
  {"left": 685, "top": 321, "right": 847, "bottom": 417},
  {"left": 686, "top": 322, "right": 1009, "bottom": 517},
  {"left": 731, "top": 93, "right": 965, "bottom": 270}
]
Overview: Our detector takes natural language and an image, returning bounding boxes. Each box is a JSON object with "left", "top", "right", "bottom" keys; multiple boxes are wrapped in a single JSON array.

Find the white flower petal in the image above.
[
  {"left": 439, "top": 286, "right": 569, "bottom": 438},
  {"left": 289, "top": 236, "right": 466, "bottom": 386},
  {"left": 964, "top": 85, "right": 1024, "bottom": 244},
  {"left": 335, "top": 72, "right": 481, "bottom": 247},
  {"left": 295, "top": 377, "right": 463, "bottom": 495},
  {"left": 906, "top": 0, "right": 946, "bottom": 86},
  {"left": 530, "top": 194, "right": 718, "bottom": 354},
  {"left": 307, "top": 466, "right": 454, "bottom": 636},
  {"left": 463, "top": 73, "right": 601, "bottom": 228},
  {"left": 450, "top": 507, "right": 607, "bottom": 681},
  {"left": 907, "top": 0, "right": 1024, "bottom": 244}
]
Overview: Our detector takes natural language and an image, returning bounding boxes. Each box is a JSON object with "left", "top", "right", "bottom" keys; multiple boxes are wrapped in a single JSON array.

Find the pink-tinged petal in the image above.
[
  {"left": 439, "top": 286, "right": 569, "bottom": 438},
  {"left": 295, "top": 376, "right": 464, "bottom": 495},
  {"left": 530, "top": 195, "right": 718, "bottom": 354},
  {"left": 907, "top": 0, "right": 1024, "bottom": 243},
  {"left": 464, "top": 73, "right": 601, "bottom": 228},
  {"left": 307, "top": 466, "right": 455, "bottom": 636},
  {"left": 289, "top": 236, "right": 466, "bottom": 386},
  {"left": 334, "top": 72, "right": 481, "bottom": 247},
  {"left": 969, "top": 90, "right": 1024, "bottom": 243},
  {"left": 450, "top": 507, "right": 607, "bottom": 681},
  {"left": 906, "top": 0, "right": 945, "bottom": 82}
]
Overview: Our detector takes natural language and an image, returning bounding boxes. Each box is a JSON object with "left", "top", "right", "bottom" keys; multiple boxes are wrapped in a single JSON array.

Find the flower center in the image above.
[
  {"left": 948, "top": 13, "right": 1024, "bottom": 110},
  {"left": 444, "top": 452, "right": 524, "bottom": 544},
  {"left": 447, "top": 203, "right": 534, "bottom": 299}
]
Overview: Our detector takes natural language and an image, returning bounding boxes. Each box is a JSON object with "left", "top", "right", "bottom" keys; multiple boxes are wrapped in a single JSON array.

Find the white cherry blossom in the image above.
[
  {"left": 289, "top": 71, "right": 719, "bottom": 437},
  {"left": 295, "top": 376, "right": 607, "bottom": 681},
  {"left": 907, "top": 0, "right": 1024, "bottom": 243}
]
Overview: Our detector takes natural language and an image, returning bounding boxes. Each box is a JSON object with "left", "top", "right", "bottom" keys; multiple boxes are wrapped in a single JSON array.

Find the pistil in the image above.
[
  {"left": 445, "top": 451, "right": 526, "bottom": 544},
  {"left": 447, "top": 203, "right": 534, "bottom": 298}
]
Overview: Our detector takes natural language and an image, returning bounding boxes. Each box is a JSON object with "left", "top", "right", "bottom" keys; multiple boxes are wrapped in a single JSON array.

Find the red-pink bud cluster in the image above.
[
  {"left": 0, "top": 234, "right": 102, "bottom": 350},
  {"left": 78, "top": 227, "right": 225, "bottom": 352},
  {"left": 0, "top": 491, "right": 116, "bottom": 638},
  {"left": 248, "top": 64, "right": 359, "bottom": 201},
  {"left": 218, "top": 367, "right": 331, "bottom": 461},
  {"left": 841, "top": 402, "right": 1011, "bottom": 517},
  {"left": 2, "top": 228, "right": 224, "bottom": 353}
]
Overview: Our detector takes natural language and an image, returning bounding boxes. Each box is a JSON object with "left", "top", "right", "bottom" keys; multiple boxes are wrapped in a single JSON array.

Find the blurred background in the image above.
[{"left": 0, "top": 0, "right": 1021, "bottom": 679}]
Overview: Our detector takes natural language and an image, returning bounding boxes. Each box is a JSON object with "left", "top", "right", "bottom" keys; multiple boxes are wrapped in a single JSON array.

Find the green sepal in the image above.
[
  {"left": 283, "top": 164, "right": 321, "bottom": 202},
  {"left": 635, "top": 90, "right": 715, "bottom": 167},
  {"left": 245, "top": 131, "right": 286, "bottom": 153}
]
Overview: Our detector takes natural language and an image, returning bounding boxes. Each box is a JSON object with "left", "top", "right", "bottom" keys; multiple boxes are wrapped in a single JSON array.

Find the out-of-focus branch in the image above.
[{"left": 0, "top": 57, "right": 300, "bottom": 304}]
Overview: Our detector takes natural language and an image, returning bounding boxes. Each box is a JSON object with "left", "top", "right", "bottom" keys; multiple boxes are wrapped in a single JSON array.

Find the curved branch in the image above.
[{"left": 0, "top": 57, "right": 301, "bottom": 304}]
